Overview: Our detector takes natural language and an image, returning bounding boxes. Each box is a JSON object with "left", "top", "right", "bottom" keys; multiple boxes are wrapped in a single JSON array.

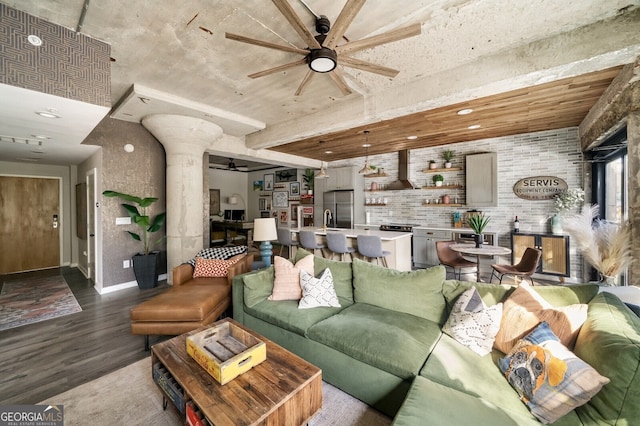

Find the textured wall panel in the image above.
[{"left": 0, "top": 4, "right": 110, "bottom": 106}]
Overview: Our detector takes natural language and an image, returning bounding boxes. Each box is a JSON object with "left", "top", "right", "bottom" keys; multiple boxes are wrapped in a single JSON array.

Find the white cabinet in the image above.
[
  {"left": 466, "top": 152, "right": 498, "bottom": 207},
  {"left": 413, "top": 228, "right": 453, "bottom": 268}
]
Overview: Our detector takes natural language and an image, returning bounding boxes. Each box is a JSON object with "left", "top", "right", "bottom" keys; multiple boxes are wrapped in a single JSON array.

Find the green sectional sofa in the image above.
[{"left": 231, "top": 249, "right": 640, "bottom": 425}]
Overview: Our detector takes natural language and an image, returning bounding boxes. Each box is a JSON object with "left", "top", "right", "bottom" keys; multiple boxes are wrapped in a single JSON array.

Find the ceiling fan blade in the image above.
[
  {"left": 336, "top": 23, "right": 421, "bottom": 55},
  {"left": 272, "top": 0, "right": 321, "bottom": 49},
  {"left": 295, "top": 70, "right": 316, "bottom": 96},
  {"left": 324, "top": 0, "right": 367, "bottom": 49},
  {"left": 329, "top": 68, "right": 353, "bottom": 96},
  {"left": 248, "top": 58, "right": 307, "bottom": 78},
  {"left": 340, "top": 56, "right": 399, "bottom": 77},
  {"left": 225, "top": 32, "right": 308, "bottom": 55}
]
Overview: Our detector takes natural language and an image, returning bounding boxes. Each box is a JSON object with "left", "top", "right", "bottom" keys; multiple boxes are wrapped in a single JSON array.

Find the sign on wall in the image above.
[{"left": 513, "top": 176, "right": 568, "bottom": 200}]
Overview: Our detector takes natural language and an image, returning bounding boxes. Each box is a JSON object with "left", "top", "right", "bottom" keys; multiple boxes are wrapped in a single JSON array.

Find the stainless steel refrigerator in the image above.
[{"left": 323, "top": 190, "right": 354, "bottom": 228}]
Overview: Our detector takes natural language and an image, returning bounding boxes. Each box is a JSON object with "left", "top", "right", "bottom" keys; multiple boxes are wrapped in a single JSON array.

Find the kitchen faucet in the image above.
[{"left": 323, "top": 209, "right": 332, "bottom": 230}]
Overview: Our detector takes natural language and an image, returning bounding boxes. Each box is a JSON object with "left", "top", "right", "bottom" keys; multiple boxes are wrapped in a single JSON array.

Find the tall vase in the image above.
[
  {"left": 599, "top": 273, "right": 617, "bottom": 286},
  {"left": 551, "top": 214, "right": 563, "bottom": 234},
  {"left": 474, "top": 234, "right": 484, "bottom": 248}
]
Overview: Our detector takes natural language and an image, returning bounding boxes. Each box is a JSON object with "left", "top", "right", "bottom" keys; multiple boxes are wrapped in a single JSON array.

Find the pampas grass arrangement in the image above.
[{"left": 561, "top": 205, "right": 632, "bottom": 284}]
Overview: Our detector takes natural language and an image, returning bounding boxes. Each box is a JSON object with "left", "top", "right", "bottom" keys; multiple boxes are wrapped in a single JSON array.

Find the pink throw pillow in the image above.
[{"left": 268, "top": 255, "right": 314, "bottom": 300}]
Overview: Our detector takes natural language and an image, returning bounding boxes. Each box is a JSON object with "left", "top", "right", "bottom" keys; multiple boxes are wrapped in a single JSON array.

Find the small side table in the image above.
[{"left": 449, "top": 243, "right": 512, "bottom": 282}]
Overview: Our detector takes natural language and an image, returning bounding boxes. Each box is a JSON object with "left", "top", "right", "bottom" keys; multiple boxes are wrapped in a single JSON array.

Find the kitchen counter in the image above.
[{"left": 284, "top": 226, "right": 412, "bottom": 271}]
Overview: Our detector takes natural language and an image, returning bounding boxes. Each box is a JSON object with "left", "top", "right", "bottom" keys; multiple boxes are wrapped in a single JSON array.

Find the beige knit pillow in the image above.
[
  {"left": 268, "top": 255, "right": 314, "bottom": 301},
  {"left": 493, "top": 282, "right": 588, "bottom": 354}
]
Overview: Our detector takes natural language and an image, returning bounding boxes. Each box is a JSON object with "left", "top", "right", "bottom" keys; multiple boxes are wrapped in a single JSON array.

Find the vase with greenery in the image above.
[
  {"left": 442, "top": 150, "right": 454, "bottom": 168},
  {"left": 551, "top": 188, "right": 584, "bottom": 234},
  {"left": 562, "top": 205, "right": 632, "bottom": 285},
  {"left": 303, "top": 168, "right": 315, "bottom": 195},
  {"left": 433, "top": 174, "right": 444, "bottom": 187},
  {"left": 467, "top": 213, "right": 491, "bottom": 247},
  {"left": 103, "top": 190, "right": 166, "bottom": 289}
]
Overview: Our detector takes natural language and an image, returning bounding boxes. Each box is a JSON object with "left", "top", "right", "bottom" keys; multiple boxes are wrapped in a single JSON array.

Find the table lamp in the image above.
[{"left": 253, "top": 218, "right": 278, "bottom": 267}]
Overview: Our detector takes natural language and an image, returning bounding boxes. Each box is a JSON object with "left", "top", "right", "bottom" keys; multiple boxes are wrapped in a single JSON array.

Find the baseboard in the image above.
[{"left": 98, "top": 273, "right": 168, "bottom": 295}]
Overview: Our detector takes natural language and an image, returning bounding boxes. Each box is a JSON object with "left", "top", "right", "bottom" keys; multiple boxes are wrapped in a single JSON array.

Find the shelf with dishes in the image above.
[
  {"left": 365, "top": 203, "right": 388, "bottom": 206},
  {"left": 364, "top": 172, "right": 388, "bottom": 178},
  {"left": 421, "top": 184, "right": 463, "bottom": 190},
  {"left": 422, "top": 203, "right": 464, "bottom": 207}
]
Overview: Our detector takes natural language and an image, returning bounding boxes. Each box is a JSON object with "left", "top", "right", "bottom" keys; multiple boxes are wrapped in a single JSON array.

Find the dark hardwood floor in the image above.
[{"left": 0, "top": 267, "right": 170, "bottom": 404}]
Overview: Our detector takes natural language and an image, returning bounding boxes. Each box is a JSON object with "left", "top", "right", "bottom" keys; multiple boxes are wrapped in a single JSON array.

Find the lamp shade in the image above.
[{"left": 253, "top": 218, "right": 277, "bottom": 241}]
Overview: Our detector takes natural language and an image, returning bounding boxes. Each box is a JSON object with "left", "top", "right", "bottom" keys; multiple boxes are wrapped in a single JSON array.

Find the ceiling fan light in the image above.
[{"left": 308, "top": 48, "right": 337, "bottom": 73}]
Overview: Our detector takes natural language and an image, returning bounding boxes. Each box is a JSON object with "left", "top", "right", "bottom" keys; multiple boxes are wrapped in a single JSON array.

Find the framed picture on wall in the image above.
[
  {"left": 278, "top": 209, "right": 289, "bottom": 224},
  {"left": 253, "top": 180, "right": 263, "bottom": 191},
  {"left": 289, "top": 181, "right": 300, "bottom": 196},
  {"left": 273, "top": 191, "right": 289, "bottom": 208},
  {"left": 275, "top": 168, "right": 297, "bottom": 183},
  {"left": 290, "top": 203, "right": 300, "bottom": 222},
  {"left": 209, "top": 189, "right": 221, "bottom": 216},
  {"left": 259, "top": 197, "right": 267, "bottom": 211},
  {"left": 264, "top": 174, "right": 274, "bottom": 191}
]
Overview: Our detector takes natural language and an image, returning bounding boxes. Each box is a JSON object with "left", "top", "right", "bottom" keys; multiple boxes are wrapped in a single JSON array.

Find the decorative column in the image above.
[{"left": 141, "top": 114, "right": 223, "bottom": 283}]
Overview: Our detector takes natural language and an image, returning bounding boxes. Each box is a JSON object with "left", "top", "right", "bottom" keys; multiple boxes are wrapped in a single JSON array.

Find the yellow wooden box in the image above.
[{"left": 186, "top": 322, "right": 266, "bottom": 385}]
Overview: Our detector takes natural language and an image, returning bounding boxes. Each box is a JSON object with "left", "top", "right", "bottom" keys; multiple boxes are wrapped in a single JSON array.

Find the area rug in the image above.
[
  {"left": 40, "top": 357, "right": 392, "bottom": 426},
  {"left": 0, "top": 275, "right": 82, "bottom": 331}
]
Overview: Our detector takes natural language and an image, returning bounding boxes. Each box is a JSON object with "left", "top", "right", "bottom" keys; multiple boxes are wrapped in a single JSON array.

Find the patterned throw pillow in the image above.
[
  {"left": 498, "top": 321, "right": 610, "bottom": 424},
  {"left": 268, "top": 255, "right": 314, "bottom": 301},
  {"left": 298, "top": 268, "right": 341, "bottom": 309},
  {"left": 442, "top": 287, "right": 503, "bottom": 356},
  {"left": 187, "top": 246, "right": 247, "bottom": 267},
  {"left": 493, "top": 282, "right": 587, "bottom": 354},
  {"left": 192, "top": 253, "right": 245, "bottom": 278}
]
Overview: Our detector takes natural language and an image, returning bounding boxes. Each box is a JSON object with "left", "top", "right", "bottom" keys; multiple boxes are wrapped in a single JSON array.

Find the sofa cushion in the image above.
[
  {"left": 352, "top": 259, "right": 446, "bottom": 323},
  {"left": 245, "top": 298, "right": 343, "bottom": 336},
  {"left": 442, "top": 287, "right": 503, "bottom": 356},
  {"left": 268, "top": 255, "right": 314, "bottom": 300},
  {"left": 307, "top": 303, "right": 442, "bottom": 379},
  {"left": 294, "top": 248, "right": 354, "bottom": 304},
  {"left": 298, "top": 268, "right": 340, "bottom": 309},
  {"left": 242, "top": 267, "right": 274, "bottom": 308},
  {"left": 498, "top": 321, "right": 609, "bottom": 424},
  {"left": 493, "top": 282, "right": 588, "bottom": 353},
  {"left": 573, "top": 292, "right": 640, "bottom": 424}
]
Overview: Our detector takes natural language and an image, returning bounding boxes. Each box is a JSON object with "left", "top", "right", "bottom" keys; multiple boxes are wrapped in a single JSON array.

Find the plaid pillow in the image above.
[{"left": 187, "top": 246, "right": 247, "bottom": 267}]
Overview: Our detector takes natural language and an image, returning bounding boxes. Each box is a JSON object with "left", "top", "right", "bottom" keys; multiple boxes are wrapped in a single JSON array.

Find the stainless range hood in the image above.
[{"left": 387, "top": 150, "right": 417, "bottom": 190}]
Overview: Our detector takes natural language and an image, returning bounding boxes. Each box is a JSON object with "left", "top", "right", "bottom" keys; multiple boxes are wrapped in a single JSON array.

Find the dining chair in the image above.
[
  {"left": 276, "top": 228, "right": 298, "bottom": 258},
  {"left": 325, "top": 232, "right": 356, "bottom": 262},
  {"left": 298, "top": 230, "right": 326, "bottom": 257},
  {"left": 356, "top": 235, "right": 391, "bottom": 267},
  {"left": 490, "top": 247, "right": 542, "bottom": 285},
  {"left": 436, "top": 240, "right": 477, "bottom": 280}
]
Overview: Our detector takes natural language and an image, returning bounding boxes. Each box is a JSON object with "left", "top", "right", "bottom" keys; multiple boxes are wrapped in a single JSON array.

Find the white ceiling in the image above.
[{"left": 1, "top": 0, "right": 639, "bottom": 166}]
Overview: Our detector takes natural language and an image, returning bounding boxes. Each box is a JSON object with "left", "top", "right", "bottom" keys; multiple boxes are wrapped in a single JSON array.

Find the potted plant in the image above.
[
  {"left": 102, "top": 190, "right": 166, "bottom": 289},
  {"left": 303, "top": 168, "right": 314, "bottom": 195},
  {"left": 442, "top": 150, "right": 454, "bottom": 168},
  {"left": 562, "top": 204, "right": 632, "bottom": 285},
  {"left": 433, "top": 174, "right": 444, "bottom": 187},
  {"left": 551, "top": 188, "right": 584, "bottom": 234},
  {"left": 429, "top": 159, "right": 438, "bottom": 170},
  {"left": 467, "top": 212, "right": 491, "bottom": 247}
]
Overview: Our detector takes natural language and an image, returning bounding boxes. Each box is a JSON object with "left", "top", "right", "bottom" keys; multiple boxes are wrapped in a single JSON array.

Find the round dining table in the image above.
[{"left": 449, "top": 243, "right": 512, "bottom": 282}]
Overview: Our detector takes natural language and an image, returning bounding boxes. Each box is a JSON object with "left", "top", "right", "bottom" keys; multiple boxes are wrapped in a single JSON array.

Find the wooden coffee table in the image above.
[{"left": 151, "top": 318, "right": 322, "bottom": 426}]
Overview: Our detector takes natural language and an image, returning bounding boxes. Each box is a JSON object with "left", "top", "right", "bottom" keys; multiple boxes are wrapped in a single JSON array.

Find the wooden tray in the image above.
[{"left": 186, "top": 321, "right": 266, "bottom": 385}]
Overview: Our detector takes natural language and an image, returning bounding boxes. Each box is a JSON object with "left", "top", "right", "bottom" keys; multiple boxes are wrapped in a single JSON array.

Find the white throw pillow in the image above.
[
  {"left": 442, "top": 287, "right": 503, "bottom": 356},
  {"left": 298, "top": 268, "right": 341, "bottom": 309}
]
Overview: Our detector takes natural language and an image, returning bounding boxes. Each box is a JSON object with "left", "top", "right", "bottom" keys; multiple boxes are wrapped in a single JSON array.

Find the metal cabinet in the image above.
[
  {"left": 511, "top": 232, "right": 570, "bottom": 277},
  {"left": 413, "top": 228, "right": 452, "bottom": 268}
]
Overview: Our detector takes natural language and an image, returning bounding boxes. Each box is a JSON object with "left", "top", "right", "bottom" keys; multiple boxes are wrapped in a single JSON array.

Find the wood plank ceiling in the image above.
[{"left": 269, "top": 66, "right": 623, "bottom": 161}]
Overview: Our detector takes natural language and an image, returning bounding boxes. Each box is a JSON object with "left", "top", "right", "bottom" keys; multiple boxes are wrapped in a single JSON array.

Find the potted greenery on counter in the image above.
[
  {"left": 467, "top": 212, "right": 491, "bottom": 247},
  {"left": 103, "top": 190, "right": 166, "bottom": 289}
]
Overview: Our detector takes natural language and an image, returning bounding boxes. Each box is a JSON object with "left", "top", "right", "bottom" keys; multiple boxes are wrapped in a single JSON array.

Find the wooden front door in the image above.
[{"left": 0, "top": 176, "right": 60, "bottom": 274}]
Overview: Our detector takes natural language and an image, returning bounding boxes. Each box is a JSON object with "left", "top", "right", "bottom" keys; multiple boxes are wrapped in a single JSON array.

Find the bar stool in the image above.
[
  {"left": 325, "top": 232, "right": 356, "bottom": 262},
  {"left": 298, "top": 230, "right": 326, "bottom": 257},
  {"left": 276, "top": 228, "right": 298, "bottom": 257},
  {"left": 357, "top": 235, "right": 391, "bottom": 267}
]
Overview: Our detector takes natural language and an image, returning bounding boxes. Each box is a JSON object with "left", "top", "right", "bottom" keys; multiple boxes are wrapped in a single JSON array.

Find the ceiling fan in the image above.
[
  {"left": 210, "top": 158, "right": 249, "bottom": 171},
  {"left": 225, "top": 0, "right": 421, "bottom": 96}
]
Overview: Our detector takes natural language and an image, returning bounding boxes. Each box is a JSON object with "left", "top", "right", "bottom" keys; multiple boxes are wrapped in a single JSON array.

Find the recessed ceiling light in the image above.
[
  {"left": 27, "top": 35, "right": 42, "bottom": 46},
  {"left": 468, "top": 124, "right": 481, "bottom": 130},
  {"left": 362, "top": 143, "right": 371, "bottom": 148},
  {"left": 35, "top": 111, "right": 60, "bottom": 119},
  {"left": 457, "top": 108, "right": 473, "bottom": 115},
  {"left": 324, "top": 150, "right": 333, "bottom": 154},
  {"left": 406, "top": 135, "right": 418, "bottom": 140},
  {"left": 31, "top": 134, "right": 50, "bottom": 139}
]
